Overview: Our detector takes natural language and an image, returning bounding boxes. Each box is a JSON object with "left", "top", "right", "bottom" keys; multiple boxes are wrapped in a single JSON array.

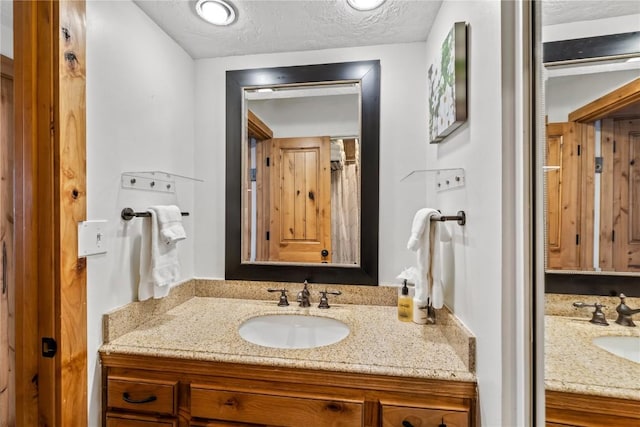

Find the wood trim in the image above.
[
  {"left": 100, "top": 353, "right": 478, "bottom": 400},
  {"left": 579, "top": 123, "right": 594, "bottom": 270},
  {"left": 247, "top": 109, "right": 273, "bottom": 140},
  {"left": 599, "top": 119, "right": 615, "bottom": 271},
  {"left": 546, "top": 390, "right": 640, "bottom": 425},
  {"left": 57, "top": 3, "right": 88, "bottom": 425},
  {"left": 14, "top": 1, "right": 43, "bottom": 424},
  {"left": 569, "top": 78, "right": 640, "bottom": 123},
  {"left": 14, "top": 0, "right": 87, "bottom": 425}
]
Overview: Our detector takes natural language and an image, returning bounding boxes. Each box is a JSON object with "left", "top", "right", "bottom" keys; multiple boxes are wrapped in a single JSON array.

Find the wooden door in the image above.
[
  {"left": 14, "top": 1, "right": 88, "bottom": 425},
  {"left": 612, "top": 118, "right": 640, "bottom": 271},
  {"left": 546, "top": 122, "right": 583, "bottom": 270},
  {"left": 269, "top": 137, "right": 331, "bottom": 263},
  {"left": 0, "top": 54, "right": 15, "bottom": 427}
]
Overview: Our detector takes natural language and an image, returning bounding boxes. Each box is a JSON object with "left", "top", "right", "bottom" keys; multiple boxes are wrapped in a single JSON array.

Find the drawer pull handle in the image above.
[
  {"left": 402, "top": 421, "right": 414, "bottom": 427},
  {"left": 122, "top": 392, "right": 157, "bottom": 404}
]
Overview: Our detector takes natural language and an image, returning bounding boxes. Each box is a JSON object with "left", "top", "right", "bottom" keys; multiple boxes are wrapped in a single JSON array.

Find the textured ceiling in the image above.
[
  {"left": 541, "top": 0, "right": 640, "bottom": 26},
  {"left": 133, "top": 0, "right": 443, "bottom": 59},
  {"left": 133, "top": 0, "right": 640, "bottom": 60}
]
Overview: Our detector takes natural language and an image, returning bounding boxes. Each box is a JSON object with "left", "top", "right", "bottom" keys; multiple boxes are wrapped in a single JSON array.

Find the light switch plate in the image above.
[{"left": 78, "top": 220, "right": 108, "bottom": 257}]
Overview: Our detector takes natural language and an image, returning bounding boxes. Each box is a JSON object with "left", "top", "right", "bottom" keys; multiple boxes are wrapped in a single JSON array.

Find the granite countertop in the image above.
[
  {"left": 100, "top": 296, "right": 476, "bottom": 382},
  {"left": 545, "top": 315, "right": 640, "bottom": 400}
]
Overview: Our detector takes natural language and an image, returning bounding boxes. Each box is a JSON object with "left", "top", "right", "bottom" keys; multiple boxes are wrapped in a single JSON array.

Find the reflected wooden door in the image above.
[
  {"left": 546, "top": 122, "right": 584, "bottom": 270},
  {"left": 613, "top": 118, "right": 640, "bottom": 271},
  {"left": 269, "top": 137, "right": 331, "bottom": 263},
  {"left": 0, "top": 54, "right": 15, "bottom": 427}
]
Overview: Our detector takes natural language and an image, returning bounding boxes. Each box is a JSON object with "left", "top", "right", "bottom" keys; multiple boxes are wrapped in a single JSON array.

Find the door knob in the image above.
[{"left": 321, "top": 249, "right": 329, "bottom": 257}]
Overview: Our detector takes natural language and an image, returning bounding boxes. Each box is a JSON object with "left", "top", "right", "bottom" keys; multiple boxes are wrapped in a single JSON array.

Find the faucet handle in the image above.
[
  {"left": 267, "top": 289, "right": 289, "bottom": 307},
  {"left": 573, "top": 301, "right": 608, "bottom": 326},
  {"left": 318, "top": 290, "right": 341, "bottom": 309}
]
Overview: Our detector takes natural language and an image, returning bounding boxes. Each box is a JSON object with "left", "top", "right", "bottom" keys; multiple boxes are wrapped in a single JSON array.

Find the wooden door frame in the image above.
[{"left": 14, "top": 1, "right": 87, "bottom": 425}]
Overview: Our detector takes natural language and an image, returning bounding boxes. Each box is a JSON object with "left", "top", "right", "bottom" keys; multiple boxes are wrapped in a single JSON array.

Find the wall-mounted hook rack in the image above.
[
  {"left": 400, "top": 168, "right": 465, "bottom": 192},
  {"left": 121, "top": 171, "right": 203, "bottom": 193}
]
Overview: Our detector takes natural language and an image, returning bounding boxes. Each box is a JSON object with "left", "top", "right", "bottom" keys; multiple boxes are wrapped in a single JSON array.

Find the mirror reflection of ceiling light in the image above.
[
  {"left": 347, "top": 0, "right": 386, "bottom": 11},
  {"left": 195, "top": 0, "right": 236, "bottom": 26}
]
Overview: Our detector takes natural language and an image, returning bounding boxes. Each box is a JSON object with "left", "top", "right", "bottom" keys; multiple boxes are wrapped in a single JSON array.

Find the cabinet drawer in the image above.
[
  {"left": 381, "top": 404, "right": 469, "bottom": 427},
  {"left": 106, "top": 413, "right": 177, "bottom": 427},
  {"left": 191, "top": 385, "right": 363, "bottom": 427},
  {"left": 107, "top": 376, "right": 177, "bottom": 416}
]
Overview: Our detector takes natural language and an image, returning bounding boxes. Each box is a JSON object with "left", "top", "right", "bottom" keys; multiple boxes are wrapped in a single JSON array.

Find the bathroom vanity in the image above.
[
  {"left": 100, "top": 285, "right": 477, "bottom": 427},
  {"left": 544, "top": 296, "right": 640, "bottom": 426}
]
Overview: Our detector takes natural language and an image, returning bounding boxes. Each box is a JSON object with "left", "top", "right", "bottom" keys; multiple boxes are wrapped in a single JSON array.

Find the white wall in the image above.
[
  {"left": 86, "top": 1, "right": 195, "bottom": 424},
  {"left": 194, "top": 43, "right": 429, "bottom": 284},
  {"left": 0, "top": 0, "right": 12, "bottom": 58},
  {"left": 543, "top": 13, "right": 640, "bottom": 42},
  {"left": 423, "top": 1, "right": 512, "bottom": 425},
  {"left": 546, "top": 70, "right": 639, "bottom": 122},
  {"left": 249, "top": 94, "right": 360, "bottom": 138}
]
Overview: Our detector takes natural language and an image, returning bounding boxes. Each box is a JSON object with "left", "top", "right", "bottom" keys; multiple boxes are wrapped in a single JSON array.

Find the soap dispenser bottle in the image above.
[{"left": 397, "top": 280, "right": 413, "bottom": 322}]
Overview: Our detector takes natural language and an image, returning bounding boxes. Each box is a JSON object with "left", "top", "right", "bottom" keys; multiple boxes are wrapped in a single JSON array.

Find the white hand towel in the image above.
[
  {"left": 151, "top": 205, "right": 186, "bottom": 245},
  {"left": 407, "top": 208, "right": 451, "bottom": 309},
  {"left": 138, "top": 207, "right": 182, "bottom": 301}
]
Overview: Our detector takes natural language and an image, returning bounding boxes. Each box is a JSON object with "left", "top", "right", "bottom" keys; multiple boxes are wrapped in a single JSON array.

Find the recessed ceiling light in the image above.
[
  {"left": 347, "top": 0, "right": 386, "bottom": 11},
  {"left": 195, "top": 0, "right": 236, "bottom": 26}
]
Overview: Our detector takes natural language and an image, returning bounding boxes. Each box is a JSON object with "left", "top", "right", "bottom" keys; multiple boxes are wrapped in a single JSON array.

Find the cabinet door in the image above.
[
  {"left": 107, "top": 376, "right": 177, "bottom": 416},
  {"left": 106, "top": 413, "right": 177, "bottom": 427},
  {"left": 191, "top": 385, "right": 363, "bottom": 427},
  {"left": 381, "top": 404, "right": 469, "bottom": 427}
]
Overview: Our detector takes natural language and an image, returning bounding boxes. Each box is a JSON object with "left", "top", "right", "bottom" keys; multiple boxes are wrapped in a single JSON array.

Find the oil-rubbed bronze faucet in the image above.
[
  {"left": 615, "top": 293, "right": 640, "bottom": 327},
  {"left": 318, "top": 290, "right": 341, "bottom": 309},
  {"left": 573, "top": 301, "right": 609, "bottom": 326},
  {"left": 296, "top": 280, "right": 311, "bottom": 307},
  {"left": 267, "top": 288, "right": 289, "bottom": 307}
]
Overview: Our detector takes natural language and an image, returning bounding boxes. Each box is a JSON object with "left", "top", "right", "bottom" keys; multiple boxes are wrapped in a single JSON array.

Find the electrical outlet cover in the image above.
[{"left": 78, "top": 220, "right": 108, "bottom": 257}]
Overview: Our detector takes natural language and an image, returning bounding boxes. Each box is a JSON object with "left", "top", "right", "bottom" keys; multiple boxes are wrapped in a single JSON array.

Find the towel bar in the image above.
[
  {"left": 121, "top": 207, "right": 190, "bottom": 221},
  {"left": 430, "top": 210, "right": 466, "bottom": 226}
]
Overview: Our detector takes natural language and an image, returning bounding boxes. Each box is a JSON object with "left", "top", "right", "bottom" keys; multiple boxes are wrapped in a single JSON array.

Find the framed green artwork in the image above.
[{"left": 428, "top": 21, "right": 468, "bottom": 144}]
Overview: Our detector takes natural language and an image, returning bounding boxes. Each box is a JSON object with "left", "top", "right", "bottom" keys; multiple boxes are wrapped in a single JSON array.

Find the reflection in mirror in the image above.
[
  {"left": 543, "top": 34, "right": 640, "bottom": 277},
  {"left": 243, "top": 83, "right": 361, "bottom": 265},
  {"left": 225, "top": 60, "right": 380, "bottom": 285}
]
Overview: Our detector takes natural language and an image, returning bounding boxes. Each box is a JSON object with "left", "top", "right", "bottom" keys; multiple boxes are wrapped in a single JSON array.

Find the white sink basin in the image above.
[
  {"left": 238, "top": 314, "right": 350, "bottom": 349},
  {"left": 592, "top": 336, "right": 640, "bottom": 363}
]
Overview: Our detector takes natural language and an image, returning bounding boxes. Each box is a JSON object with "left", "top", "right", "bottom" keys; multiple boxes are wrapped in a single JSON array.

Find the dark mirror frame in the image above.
[
  {"left": 225, "top": 60, "right": 380, "bottom": 285},
  {"left": 542, "top": 32, "right": 640, "bottom": 296}
]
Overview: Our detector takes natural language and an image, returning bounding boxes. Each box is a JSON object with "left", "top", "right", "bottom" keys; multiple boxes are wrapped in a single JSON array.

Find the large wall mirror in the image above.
[
  {"left": 540, "top": 6, "right": 640, "bottom": 293},
  {"left": 226, "top": 61, "right": 380, "bottom": 285}
]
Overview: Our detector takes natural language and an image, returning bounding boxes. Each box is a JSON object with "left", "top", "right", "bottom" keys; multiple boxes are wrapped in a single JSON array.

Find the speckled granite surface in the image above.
[
  {"left": 545, "top": 293, "right": 640, "bottom": 319},
  {"left": 545, "top": 315, "right": 640, "bottom": 400},
  {"left": 101, "top": 287, "right": 476, "bottom": 383}
]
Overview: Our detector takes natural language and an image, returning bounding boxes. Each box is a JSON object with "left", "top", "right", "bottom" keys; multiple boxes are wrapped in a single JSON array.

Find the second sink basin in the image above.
[
  {"left": 592, "top": 336, "right": 640, "bottom": 363},
  {"left": 238, "top": 314, "right": 350, "bottom": 349}
]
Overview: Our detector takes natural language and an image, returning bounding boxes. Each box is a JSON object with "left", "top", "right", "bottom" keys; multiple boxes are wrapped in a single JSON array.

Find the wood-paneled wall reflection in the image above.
[
  {"left": 1, "top": 53, "right": 15, "bottom": 427},
  {"left": 546, "top": 78, "right": 640, "bottom": 274}
]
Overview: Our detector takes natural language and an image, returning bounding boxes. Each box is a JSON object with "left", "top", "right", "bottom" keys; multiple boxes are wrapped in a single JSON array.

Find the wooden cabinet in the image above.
[
  {"left": 101, "top": 353, "right": 476, "bottom": 427},
  {"left": 107, "top": 376, "right": 177, "bottom": 416},
  {"left": 546, "top": 390, "right": 640, "bottom": 426},
  {"left": 381, "top": 403, "right": 469, "bottom": 427}
]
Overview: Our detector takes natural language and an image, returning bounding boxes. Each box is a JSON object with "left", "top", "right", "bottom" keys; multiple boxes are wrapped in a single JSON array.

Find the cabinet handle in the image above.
[
  {"left": 402, "top": 422, "right": 414, "bottom": 427},
  {"left": 122, "top": 392, "right": 157, "bottom": 404}
]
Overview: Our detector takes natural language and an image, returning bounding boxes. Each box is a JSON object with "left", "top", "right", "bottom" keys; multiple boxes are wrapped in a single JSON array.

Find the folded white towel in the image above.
[
  {"left": 407, "top": 208, "right": 451, "bottom": 309},
  {"left": 151, "top": 205, "right": 186, "bottom": 245},
  {"left": 138, "top": 206, "right": 184, "bottom": 301}
]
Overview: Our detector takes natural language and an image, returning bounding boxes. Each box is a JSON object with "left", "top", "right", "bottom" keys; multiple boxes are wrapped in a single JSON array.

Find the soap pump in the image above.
[{"left": 397, "top": 280, "right": 413, "bottom": 322}]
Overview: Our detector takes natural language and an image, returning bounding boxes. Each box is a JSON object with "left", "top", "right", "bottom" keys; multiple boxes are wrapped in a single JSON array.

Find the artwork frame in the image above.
[{"left": 428, "top": 21, "right": 468, "bottom": 144}]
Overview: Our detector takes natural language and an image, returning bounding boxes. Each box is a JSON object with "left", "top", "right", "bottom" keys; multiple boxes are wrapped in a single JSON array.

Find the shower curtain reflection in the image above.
[{"left": 331, "top": 138, "right": 360, "bottom": 265}]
